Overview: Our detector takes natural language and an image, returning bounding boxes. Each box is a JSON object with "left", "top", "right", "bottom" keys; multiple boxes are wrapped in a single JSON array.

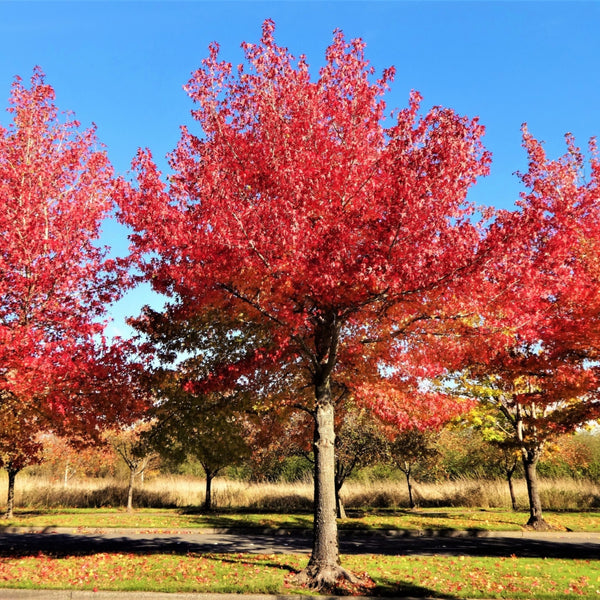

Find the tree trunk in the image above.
[
  {"left": 204, "top": 471, "right": 214, "bottom": 511},
  {"left": 404, "top": 464, "right": 415, "bottom": 509},
  {"left": 297, "top": 378, "right": 354, "bottom": 589},
  {"left": 4, "top": 467, "right": 18, "bottom": 519},
  {"left": 335, "top": 480, "right": 346, "bottom": 519},
  {"left": 522, "top": 448, "right": 549, "bottom": 529},
  {"left": 309, "top": 399, "right": 339, "bottom": 570},
  {"left": 506, "top": 466, "right": 518, "bottom": 512},
  {"left": 126, "top": 466, "right": 135, "bottom": 513}
]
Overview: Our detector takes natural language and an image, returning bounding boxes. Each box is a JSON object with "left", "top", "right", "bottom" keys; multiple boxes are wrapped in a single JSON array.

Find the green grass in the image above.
[
  {"left": 3, "top": 506, "right": 600, "bottom": 532},
  {"left": 344, "top": 508, "right": 600, "bottom": 532},
  {"left": 0, "top": 552, "right": 599, "bottom": 598}
]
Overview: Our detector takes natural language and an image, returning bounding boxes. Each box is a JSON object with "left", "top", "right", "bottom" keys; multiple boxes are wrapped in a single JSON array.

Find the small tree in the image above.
[
  {"left": 496, "top": 444, "right": 521, "bottom": 512},
  {"left": 105, "top": 423, "right": 158, "bottom": 512},
  {"left": 130, "top": 307, "right": 264, "bottom": 511},
  {"left": 388, "top": 428, "right": 439, "bottom": 509},
  {"left": 151, "top": 391, "right": 250, "bottom": 511},
  {"left": 334, "top": 406, "right": 389, "bottom": 518}
]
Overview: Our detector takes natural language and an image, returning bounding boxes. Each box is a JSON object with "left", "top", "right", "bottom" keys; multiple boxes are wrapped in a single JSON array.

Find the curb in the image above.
[{"left": 0, "top": 592, "right": 435, "bottom": 600}]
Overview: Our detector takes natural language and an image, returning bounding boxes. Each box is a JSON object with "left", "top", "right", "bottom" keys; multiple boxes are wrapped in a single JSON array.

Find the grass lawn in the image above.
[
  {"left": 0, "top": 552, "right": 599, "bottom": 598},
  {"left": 2, "top": 506, "right": 600, "bottom": 532}
]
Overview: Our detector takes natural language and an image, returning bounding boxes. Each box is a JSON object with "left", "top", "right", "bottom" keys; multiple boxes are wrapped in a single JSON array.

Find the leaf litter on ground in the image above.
[{"left": 1, "top": 552, "right": 600, "bottom": 598}]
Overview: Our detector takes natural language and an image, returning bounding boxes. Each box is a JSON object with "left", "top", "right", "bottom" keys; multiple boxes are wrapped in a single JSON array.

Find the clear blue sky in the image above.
[{"left": 1, "top": 1, "right": 599, "bottom": 336}]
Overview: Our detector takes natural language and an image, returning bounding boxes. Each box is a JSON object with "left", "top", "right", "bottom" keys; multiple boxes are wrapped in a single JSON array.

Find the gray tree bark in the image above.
[
  {"left": 522, "top": 447, "right": 549, "bottom": 529},
  {"left": 297, "top": 387, "right": 356, "bottom": 589},
  {"left": 296, "top": 314, "right": 355, "bottom": 589}
]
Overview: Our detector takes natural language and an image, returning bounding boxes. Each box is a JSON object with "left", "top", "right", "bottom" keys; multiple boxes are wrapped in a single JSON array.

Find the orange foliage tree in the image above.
[{"left": 39, "top": 433, "right": 119, "bottom": 485}]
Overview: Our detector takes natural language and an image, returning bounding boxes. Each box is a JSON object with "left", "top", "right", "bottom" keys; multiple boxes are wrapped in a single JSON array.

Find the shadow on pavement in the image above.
[
  {"left": 341, "top": 530, "right": 600, "bottom": 559},
  {"left": 0, "top": 529, "right": 599, "bottom": 560}
]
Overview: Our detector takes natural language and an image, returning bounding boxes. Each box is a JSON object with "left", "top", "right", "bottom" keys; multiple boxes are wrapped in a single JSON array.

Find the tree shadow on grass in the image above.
[
  {"left": 346, "top": 507, "right": 526, "bottom": 531},
  {"left": 0, "top": 530, "right": 313, "bottom": 558},
  {"left": 180, "top": 511, "right": 314, "bottom": 532},
  {"left": 202, "top": 552, "right": 301, "bottom": 573},
  {"left": 371, "top": 577, "right": 459, "bottom": 598},
  {"left": 202, "top": 554, "right": 459, "bottom": 598}
]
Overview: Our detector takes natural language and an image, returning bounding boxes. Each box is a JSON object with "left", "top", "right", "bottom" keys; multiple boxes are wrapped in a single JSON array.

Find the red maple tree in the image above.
[
  {"left": 119, "top": 21, "right": 490, "bottom": 587},
  {"left": 463, "top": 128, "right": 600, "bottom": 528},
  {"left": 0, "top": 69, "right": 146, "bottom": 518}
]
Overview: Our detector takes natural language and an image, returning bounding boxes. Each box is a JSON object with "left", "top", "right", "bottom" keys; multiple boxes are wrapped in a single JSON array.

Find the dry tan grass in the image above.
[
  {"left": 342, "top": 476, "right": 600, "bottom": 511},
  {"left": 2, "top": 473, "right": 315, "bottom": 511},
  {"left": 2, "top": 471, "right": 599, "bottom": 511}
]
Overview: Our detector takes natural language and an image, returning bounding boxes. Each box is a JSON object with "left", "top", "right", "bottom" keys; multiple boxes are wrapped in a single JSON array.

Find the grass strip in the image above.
[
  {"left": 3, "top": 507, "right": 600, "bottom": 532},
  {"left": 0, "top": 552, "right": 599, "bottom": 598}
]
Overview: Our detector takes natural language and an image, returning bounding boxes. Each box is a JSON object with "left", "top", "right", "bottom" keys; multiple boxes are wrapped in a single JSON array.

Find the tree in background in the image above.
[
  {"left": 147, "top": 378, "right": 250, "bottom": 511},
  {"left": 0, "top": 69, "right": 145, "bottom": 518},
  {"left": 38, "top": 433, "right": 118, "bottom": 486},
  {"left": 119, "top": 21, "right": 491, "bottom": 587},
  {"left": 387, "top": 428, "right": 440, "bottom": 509},
  {"left": 105, "top": 422, "right": 159, "bottom": 512},
  {"left": 333, "top": 406, "right": 389, "bottom": 518},
  {"left": 130, "top": 306, "right": 267, "bottom": 511}
]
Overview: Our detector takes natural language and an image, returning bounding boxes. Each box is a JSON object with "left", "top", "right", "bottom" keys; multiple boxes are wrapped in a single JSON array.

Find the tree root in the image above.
[
  {"left": 294, "top": 562, "right": 376, "bottom": 594},
  {"left": 525, "top": 517, "right": 558, "bottom": 531}
]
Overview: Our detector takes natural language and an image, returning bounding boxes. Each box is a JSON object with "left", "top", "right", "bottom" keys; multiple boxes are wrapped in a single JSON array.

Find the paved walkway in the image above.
[{"left": 1, "top": 527, "right": 599, "bottom": 559}]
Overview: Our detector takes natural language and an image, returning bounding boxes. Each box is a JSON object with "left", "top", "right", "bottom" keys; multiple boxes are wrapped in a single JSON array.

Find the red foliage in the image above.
[
  {"left": 472, "top": 128, "right": 600, "bottom": 438},
  {"left": 119, "top": 20, "right": 490, "bottom": 422}
]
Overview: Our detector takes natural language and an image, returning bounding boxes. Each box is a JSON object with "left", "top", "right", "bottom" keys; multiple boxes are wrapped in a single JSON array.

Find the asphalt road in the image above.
[{"left": 1, "top": 528, "right": 599, "bottom": 559}]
